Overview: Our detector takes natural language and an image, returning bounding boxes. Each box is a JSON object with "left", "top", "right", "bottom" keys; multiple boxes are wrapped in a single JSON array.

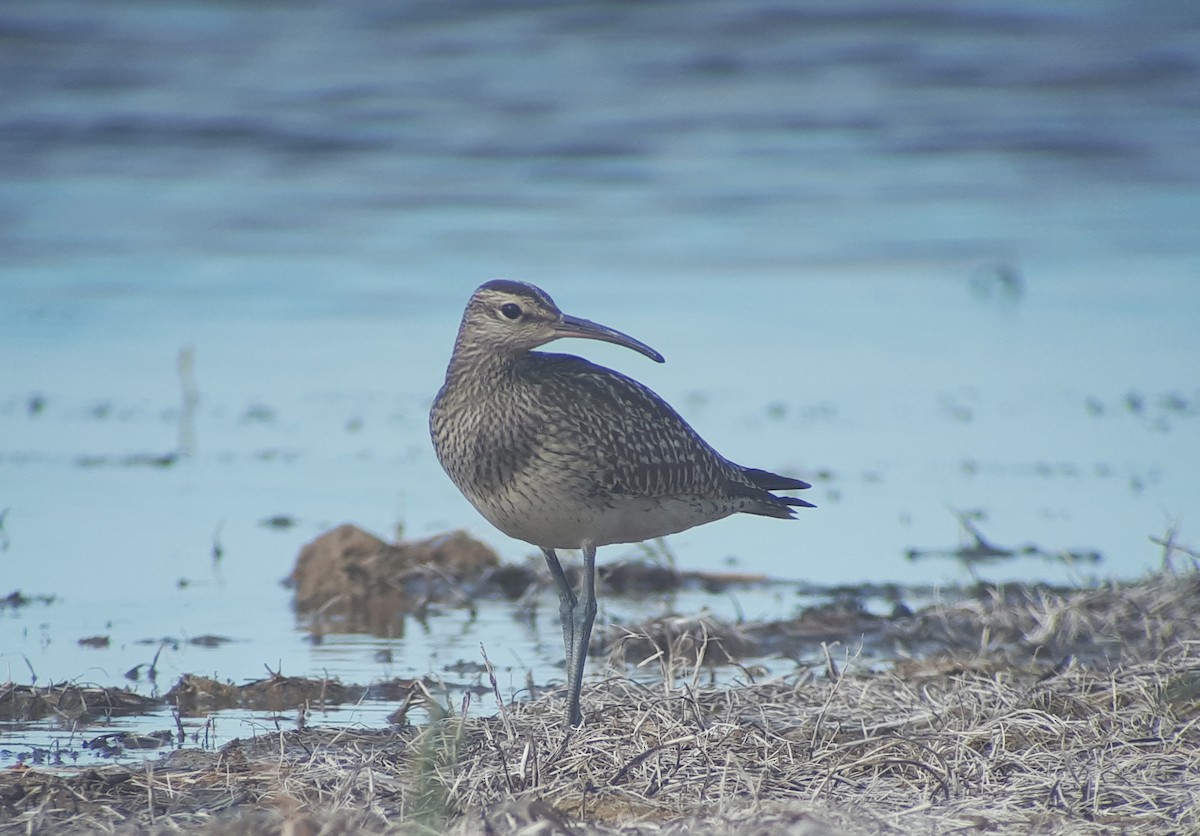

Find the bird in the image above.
[{"left": 429, "top": 279, "right": 813, "bottom": 727}]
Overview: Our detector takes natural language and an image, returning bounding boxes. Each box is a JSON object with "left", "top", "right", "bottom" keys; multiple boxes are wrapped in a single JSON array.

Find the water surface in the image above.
[{"left": 2, "top": 0, "right": 1198, "bottom": 764}]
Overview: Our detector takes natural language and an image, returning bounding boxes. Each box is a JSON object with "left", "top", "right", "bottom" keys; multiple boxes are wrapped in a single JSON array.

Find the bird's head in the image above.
[{"left": 454, "top": 279, "right": 664, "bottom": 363}]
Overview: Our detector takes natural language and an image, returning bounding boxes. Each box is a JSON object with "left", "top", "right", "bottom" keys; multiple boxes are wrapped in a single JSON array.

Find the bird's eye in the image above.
[{"left": 500, "top": 303, "right": 522, "bottom": 320}]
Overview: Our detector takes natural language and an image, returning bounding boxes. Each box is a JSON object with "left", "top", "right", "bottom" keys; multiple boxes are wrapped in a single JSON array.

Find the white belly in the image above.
[{"left": 469, "top": 486, "right": 735, "bottom": 550}]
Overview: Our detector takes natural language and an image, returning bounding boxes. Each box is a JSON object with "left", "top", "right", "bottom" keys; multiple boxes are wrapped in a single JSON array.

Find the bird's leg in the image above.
[
  {"left": 565, "top": 542, "right": 598, "bottom": 727},
  {"left": 541, "top": 548, "right": 578, "bottom": 677}
]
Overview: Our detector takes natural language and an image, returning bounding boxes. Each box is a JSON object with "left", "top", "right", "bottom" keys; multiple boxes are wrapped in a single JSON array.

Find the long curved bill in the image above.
[{"left": 554, "top": 314, "right": 665, "bottom": 363}]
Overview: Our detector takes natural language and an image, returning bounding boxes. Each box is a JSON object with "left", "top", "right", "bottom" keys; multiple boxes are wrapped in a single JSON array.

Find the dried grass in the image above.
[{"left": 2, "top": 571, "right": 1198, "bottom": 835}]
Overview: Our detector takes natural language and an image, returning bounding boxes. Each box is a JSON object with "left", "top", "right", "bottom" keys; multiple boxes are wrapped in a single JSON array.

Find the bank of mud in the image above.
[{"left": 2, "top": 564, "right": 1197, "bottom": 834}]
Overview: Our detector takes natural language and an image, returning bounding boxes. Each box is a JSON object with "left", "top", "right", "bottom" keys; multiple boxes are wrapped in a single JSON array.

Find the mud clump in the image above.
[
  {"left": 0, "top": 683, "right": 159, "bottom": 723},
  {"left": 289, "top": 524, "right": 502, "bottom": 634},
  {"left": 167, "top": 672, "right": 365, "bottom": 715}
]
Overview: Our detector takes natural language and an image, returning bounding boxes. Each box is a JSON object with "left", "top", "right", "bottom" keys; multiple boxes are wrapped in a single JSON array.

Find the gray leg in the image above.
[
  {"left": 541, "top": 548, "right": 577, "bottom": 678},
  {"left": 565, "top": 542, "right": 598, "bottom": 727}
]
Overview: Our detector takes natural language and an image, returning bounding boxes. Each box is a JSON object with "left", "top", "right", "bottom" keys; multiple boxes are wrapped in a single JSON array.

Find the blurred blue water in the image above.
[{"left": 2, "top": 0, "right": 1198, "bottom": 762}]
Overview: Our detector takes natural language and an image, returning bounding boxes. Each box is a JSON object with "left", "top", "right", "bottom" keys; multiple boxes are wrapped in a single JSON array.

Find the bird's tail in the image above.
[
  {"left": 735, "top": 466, "right": 816, "bottom": 518},
  {"left": 741, "top": 467, "right": 812, "bottom": 492}
]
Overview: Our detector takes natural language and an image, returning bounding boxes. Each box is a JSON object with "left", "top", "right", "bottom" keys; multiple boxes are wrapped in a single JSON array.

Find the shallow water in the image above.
[{"left": 2, "top": 0, "right": 1198, "bottom": 764}]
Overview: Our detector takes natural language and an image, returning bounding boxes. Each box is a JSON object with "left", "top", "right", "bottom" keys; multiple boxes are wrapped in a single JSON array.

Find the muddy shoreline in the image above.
[{"left": 3, "top": 556, "right": 1197, "bottom": 834}]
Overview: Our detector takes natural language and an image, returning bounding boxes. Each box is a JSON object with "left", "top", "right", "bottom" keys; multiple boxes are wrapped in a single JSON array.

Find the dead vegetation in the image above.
[
  {"left": 2, "top": 570, "right": 1198, "bottom": 834},
  {"left": 166, "top": 673, "right": 429, "bottom": 717},
  {"left": 0, "top": 683, "right": 160, "bottom": 725}
]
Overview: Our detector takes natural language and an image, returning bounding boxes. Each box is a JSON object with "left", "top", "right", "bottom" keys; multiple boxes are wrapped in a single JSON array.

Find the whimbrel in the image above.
[{"left": 430, "top": 280, "right": 813, "bottom": 727}]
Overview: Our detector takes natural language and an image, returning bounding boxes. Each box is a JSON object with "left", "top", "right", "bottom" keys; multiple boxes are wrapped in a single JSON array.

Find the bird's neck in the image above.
[{"left": 445, "top": 339, "right": 520, "bottom": 388}]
